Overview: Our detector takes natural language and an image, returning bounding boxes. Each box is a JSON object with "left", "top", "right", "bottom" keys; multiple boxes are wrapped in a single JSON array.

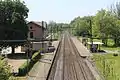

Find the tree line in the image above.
[
  {"left": 48, "top": 1, "right": 120, "bottom": 47},
  {"left": 0, "top": 0, "right": 29, "bottom": 79},
  {"left": 48, "top": 21, "right": 69, "bottom": 34},
  {"left": 0, "top": 0, "right": 29, "bottom": 53},
  {"left": 70, "top": 2, "right": 120, "bottom": 46}
]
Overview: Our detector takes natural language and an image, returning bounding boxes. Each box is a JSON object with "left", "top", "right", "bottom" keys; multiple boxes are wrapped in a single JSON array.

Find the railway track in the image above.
[
  {"left": 47, "top": 33, "right": 95, "bottom": 80},
  {"left": 68, "top": 34, "right": 95, "bottom": 80}
]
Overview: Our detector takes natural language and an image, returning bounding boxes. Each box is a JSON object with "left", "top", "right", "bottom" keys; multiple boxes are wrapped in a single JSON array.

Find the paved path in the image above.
[
  {"left": 8, "top": 59, "right": 27, "bottom": 73},
  {"left": 27, "top": 41, "right": 59, "bottom": 80}
]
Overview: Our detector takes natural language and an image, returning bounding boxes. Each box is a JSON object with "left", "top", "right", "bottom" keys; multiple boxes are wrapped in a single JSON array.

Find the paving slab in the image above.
[
  {"left": 27, "top": 41, "right": 60, "bottom": 80},
  {"left": 71, "top": 37, "right": 91, "bottom": 57}
]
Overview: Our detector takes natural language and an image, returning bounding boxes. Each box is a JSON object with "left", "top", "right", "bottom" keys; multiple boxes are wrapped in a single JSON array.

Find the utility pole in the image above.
[
  {"left": 89, "top": 19, "right": 93, "bottom": 52},
  {"left": 42, "top": 21, "right": 44, "bottom": 53},
  {"left": 51, "top": 24, "right": 52, "bottom": 43},
  {"left": 54, "top": 23, "right": 56, "bottom": 39},
  {"left": 26, "top": 39, "right": 30, "bottom": 77},
  {"left": 57, "top": 25, "right": 59, "bottom": 39},
  {"left": 42, "top": 21, "right": 45, "bottom": 79}
]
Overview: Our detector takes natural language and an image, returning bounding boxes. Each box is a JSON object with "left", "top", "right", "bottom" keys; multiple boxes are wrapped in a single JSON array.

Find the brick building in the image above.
[{"left": 27, "top": 21, "right": 47, "bottom": 41}]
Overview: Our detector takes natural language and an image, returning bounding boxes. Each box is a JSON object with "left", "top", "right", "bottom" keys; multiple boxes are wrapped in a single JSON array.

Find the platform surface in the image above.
[
  {"left": 28, "top": 41, "right": 60, "bottom": 80},
  {"left": 71, "top": 37, "right": 91, "bottom": 57}
]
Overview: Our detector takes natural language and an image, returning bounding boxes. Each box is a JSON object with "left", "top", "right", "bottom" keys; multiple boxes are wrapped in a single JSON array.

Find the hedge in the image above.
[{"left": 18, "top": 50, "right": 41, "bottom": 76}]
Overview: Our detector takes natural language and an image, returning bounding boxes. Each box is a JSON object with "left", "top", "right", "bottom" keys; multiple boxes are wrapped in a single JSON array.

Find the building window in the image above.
[
  {"left": 30, "top": 32, "right": 33, "bottom": 38},
  {"left": 30, "top": 26, "right": 32, "bottom": 29}
]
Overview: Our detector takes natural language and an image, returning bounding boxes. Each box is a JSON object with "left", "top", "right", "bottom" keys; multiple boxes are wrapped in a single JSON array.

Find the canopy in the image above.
[{"left": 87, "top": 42, "right": 103, "bottom": 45}]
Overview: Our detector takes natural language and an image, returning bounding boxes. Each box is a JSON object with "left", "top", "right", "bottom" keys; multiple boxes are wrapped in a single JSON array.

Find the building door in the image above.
[{"left": 30, "top": 32, "right": 33, "bottom": 38}]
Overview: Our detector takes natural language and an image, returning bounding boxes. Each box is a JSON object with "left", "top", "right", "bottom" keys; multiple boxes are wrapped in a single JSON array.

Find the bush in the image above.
[
  {"left": 18, "top": 60, "right": 30, "bottom": 76},
  {"left": 113, "top": 53, "right": 118, "bottom": 56},
  {"left": 0, "top": 59, "right": 11, "bottom": 80},
  {"left": 18, "top": 50, "right": 41, "bottom": 76}
]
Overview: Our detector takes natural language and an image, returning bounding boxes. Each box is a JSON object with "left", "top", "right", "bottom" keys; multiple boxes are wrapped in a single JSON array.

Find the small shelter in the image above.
[{"left": 87, "top": 42, "right": 104, "bottom": 52}]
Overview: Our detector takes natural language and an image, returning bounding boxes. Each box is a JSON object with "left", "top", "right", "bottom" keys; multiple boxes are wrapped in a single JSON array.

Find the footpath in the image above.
[{"left": 27, "top": 41, "right": 60, "bottom": 80}]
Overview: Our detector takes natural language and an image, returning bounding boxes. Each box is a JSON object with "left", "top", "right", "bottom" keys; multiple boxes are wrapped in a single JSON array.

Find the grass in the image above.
[
  {"left": 92, "top": 54, "right": 120, "bottom": 80},
  {"left": 79, "top": 36, "right": 120, "bottom": 80},
  {"left": 15, "top": 77, "right": 27, "bottom": 80},
  {"left": 101, "top": 46, "right": 120, "bottom": 51}
]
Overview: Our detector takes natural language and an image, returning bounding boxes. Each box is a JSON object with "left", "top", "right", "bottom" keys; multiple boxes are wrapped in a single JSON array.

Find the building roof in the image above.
[
  {"left": 87, "top": 42, "right": 103, "bottom": 45},
  {"left": 28, "top": 21, "right": 46, "bottom": 29}
]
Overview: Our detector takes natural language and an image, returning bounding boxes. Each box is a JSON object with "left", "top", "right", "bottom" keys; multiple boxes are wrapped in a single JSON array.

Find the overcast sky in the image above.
[{"left": 24, "top": 0, "right": 119, "bottom": 23}]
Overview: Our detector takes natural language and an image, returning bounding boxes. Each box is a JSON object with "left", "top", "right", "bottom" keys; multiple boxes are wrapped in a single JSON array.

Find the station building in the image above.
[{"left": 27, "top": 21, "right": 48, "bottom": 41}]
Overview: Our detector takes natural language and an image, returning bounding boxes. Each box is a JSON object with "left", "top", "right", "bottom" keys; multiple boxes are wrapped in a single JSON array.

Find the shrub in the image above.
[
  {"left": 113, "top": 53, "right": 118, "bottom": 56},
  {"left": 18, "top": 50, "right": 41, "bottom": 76},
  {"left": 18, "top": 60, "right": 30, "bottom": 76},
  {"left": 32, "top": 50, "right": 41, "bottom": 61},
  {"left": 0, "top": 59, "right": 11, "bottom": 80}
]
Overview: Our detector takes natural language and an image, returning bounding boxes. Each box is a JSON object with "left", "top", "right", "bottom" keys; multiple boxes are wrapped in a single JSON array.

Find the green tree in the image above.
[
  {"left": 93, "top": 8, "right": 120, "bottom": 46},
  {"left": 110, "top": 2, "right": 120, "bottom": 46},
  {"left": 93, "top": 9, "right": 118, "bottom": 46},
  {"left": 0, "top": 57, "right": 11, "bottom": 80},
  {"left": 0, "top": 0, "right": 29, "bottom": 53},
  {"left": 0, "top": 56, "right": 18, "bottom": 80},
  {"left": 70, "top": 16, "right": 93, "bottom": 37},
  {"left": 48, "top": 21, "right": 68, "bottom": 34},
  {"left": 110, "top": 2, "right": 120, "bottom": 19}
]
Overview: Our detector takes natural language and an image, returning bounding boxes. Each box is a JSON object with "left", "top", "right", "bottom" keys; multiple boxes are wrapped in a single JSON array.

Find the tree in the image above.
[
  {"left": 110, "top": 2, "right": 120, "bottom": 46},
  {"left": 70, "top": 8, "right": 120, "bottom": 46},
  {"left": 0, "top": 57, "right": 11, "bottom": 80},
  {"left": 70, "top": 16, "right": 93, "bottom": 37},
  {"left": 110, "top": 2, "right": 120, "bottom": 19},
  {"left": 48, "top": 21, "right": 57, "bottom": 34},
  {"left": 0, "top": 0, "right": 29, "bottom": 53},
  {"left": 0, "top": 56, "right": 18, "bottom": 80},
  {"left": 48, "top": 21, "right": 68, "bottom": 34},
  {"left": 93, "top": 9, "right": 119, "bottom": 46}
]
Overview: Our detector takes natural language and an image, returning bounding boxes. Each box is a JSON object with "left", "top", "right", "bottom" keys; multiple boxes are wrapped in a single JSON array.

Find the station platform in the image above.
[
  {"left": 71, "top": 37, "right": 103, "bottom": 80},
  {"left": 71, "top": 37, "right": 91, "bottom": 57},
  {"left": 27, "top": 41, "right": 60, "bottom": 80}
]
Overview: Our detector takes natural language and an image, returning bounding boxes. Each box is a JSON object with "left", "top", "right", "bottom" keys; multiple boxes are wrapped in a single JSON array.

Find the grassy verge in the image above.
[
  {"left": 92, "top": 54, "right": 120, "bottom": 80},
  {"left": 101, "top": 46, "right": 120, "bottom": 51},
  {"left": 11, "top": 77, "right": 26, "bottom": 80},
  {"left": 79, "top": 37, "right": 120, "bottom": 52},
  {"left": 79, "top": 36, "right": 120, "bottom": 79}
]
